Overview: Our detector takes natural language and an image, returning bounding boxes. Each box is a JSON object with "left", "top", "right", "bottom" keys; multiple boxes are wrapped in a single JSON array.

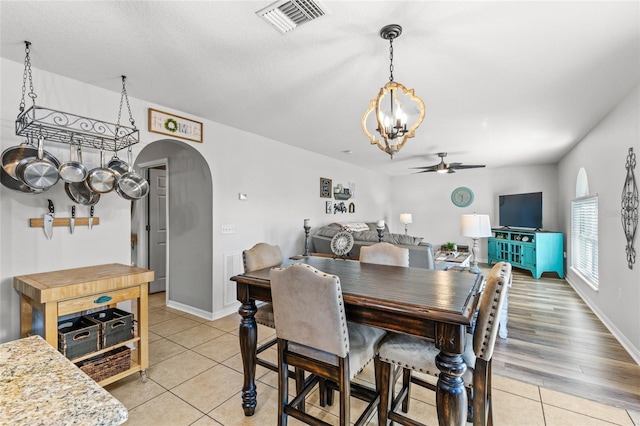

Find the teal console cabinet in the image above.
[{"left": 488, "top": 229, "right": 564, "bottom": 279}]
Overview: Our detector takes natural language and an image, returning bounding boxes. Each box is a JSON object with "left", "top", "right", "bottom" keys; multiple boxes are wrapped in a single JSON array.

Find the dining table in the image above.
[{"left": 231, "top": 256, "right": 484, "bottom": 426}]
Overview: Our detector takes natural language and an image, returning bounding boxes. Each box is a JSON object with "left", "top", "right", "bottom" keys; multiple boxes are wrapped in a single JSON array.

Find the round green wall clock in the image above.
[{"left": 451, "top": 187, "right": 474, "bottom": 207}]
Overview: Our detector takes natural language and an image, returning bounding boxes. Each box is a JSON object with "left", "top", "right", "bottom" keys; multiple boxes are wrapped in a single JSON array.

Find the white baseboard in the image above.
[
  {"left": 166, "top": 300, "right": 240, "bottom": 322},
  {"left": 566, "top": 276, "right": 640, "bottom": 365}
]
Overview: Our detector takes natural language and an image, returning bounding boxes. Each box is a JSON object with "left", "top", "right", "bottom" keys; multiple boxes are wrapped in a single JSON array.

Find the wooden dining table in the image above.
[{"left": 231, "top": 256, "right": 484, "bottom": 426}]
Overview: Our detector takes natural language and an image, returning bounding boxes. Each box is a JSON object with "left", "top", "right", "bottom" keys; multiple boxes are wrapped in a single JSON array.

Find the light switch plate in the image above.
[{"left": 221, "top": 225, "right": 235, "bottom": 234}]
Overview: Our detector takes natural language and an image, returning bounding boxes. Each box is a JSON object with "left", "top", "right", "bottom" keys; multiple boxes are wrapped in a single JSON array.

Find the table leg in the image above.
[
  {"left": 435, "top": 351, "right": 467, "bottom": 426},
  {"left": 238, "top": 298, "right": 258, "bottom": 416},
  {"left": 435, "top": 324, "right": 467, "bottom": 426}
]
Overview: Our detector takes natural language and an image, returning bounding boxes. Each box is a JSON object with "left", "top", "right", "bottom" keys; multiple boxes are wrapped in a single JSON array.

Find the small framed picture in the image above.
[
  {"left": 326, "top": 201, "right": 333, "bottom": 214},
  {"left": 320, "top": 178, "right": 332, "bottom": 198}
]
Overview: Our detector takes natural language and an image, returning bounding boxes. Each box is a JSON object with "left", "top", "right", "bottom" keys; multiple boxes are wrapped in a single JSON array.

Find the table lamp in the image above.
[
  {"left": 400, "top": 213, "right": 412, "bottom": 235},
  {"left": 461, "top": 213, "right": 492, "bottom": 274}
]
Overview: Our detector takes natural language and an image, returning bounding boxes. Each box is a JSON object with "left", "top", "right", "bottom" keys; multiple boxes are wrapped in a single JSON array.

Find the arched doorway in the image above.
[{"left": 133, "top": 139, "right": 214, "bottom": 315}]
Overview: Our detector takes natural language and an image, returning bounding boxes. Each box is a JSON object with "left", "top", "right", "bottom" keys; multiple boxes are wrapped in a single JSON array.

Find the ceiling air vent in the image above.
[{"left": 257, "top": 0, "right": 327, "bottom": 33}]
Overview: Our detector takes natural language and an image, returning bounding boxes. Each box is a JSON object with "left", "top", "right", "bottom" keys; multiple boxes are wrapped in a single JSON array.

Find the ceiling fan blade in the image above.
[
  {"left": 447, "top": 168, "right": 456, "bottom": 174},
  {"left": 413, "top": 169, "right": 437, "bottom": 174},
  {"left": 410, "top": 166, "right": 438, "bottom": 171},
  {"left": 451, "top": 164, "right": 486, "bottom": 169}
]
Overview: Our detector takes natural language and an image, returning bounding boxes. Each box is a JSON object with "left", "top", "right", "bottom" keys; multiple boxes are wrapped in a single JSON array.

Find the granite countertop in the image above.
[{"left": 0, "top": 335, "right": 127, "bottom": 426}]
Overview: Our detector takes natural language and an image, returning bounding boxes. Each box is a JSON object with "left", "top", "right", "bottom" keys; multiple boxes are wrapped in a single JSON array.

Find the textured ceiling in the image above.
[{"left": 1, "top": 1, "right": 638, "bottom": 176}]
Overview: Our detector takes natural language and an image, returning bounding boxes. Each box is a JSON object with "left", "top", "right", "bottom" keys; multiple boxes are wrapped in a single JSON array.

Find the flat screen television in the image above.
[{"left": 499, "top": 192, "right": 543, "bottom": 229}]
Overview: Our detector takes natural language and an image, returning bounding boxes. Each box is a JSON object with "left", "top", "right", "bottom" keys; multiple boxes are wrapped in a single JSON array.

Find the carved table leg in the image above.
[
  {"left": 435, "top": 323, "right": 468, "bottom": 426},
  {"left": 435, "top": 351, "right": 468, "bottom": 426},
  {"left": 238, "top": 299, "right": 258, "bottom": 416}
]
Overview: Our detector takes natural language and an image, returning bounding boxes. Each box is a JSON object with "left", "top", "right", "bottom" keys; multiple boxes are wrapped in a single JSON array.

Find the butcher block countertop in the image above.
[
  {"left": 13, "top": 263, "right": 155, "bottom": 303},
  {"left": 0, "top": 335, "right": 127, "bottom": 425}
]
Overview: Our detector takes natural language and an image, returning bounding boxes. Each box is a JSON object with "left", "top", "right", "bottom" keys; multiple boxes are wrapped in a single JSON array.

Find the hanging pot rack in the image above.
[
  {"left": 14, "top": 41, "right": 139, "bottom": 153},
  {"left": 15, "top": 105, "right": 139, "bottom": 152}
]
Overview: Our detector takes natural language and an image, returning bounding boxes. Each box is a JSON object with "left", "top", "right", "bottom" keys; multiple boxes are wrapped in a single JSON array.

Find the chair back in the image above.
[
  {"left": 243, "top": 242, "right": 283, "bottom": 272},
  {"left": 473, "top": 262, "right": 512, "bottom": 361},
  {"left": 360, "top": 242, "right": 409, "bottom": 267},
  {"left": 270, "top": 263, "right": 349, "bottom": 358}
]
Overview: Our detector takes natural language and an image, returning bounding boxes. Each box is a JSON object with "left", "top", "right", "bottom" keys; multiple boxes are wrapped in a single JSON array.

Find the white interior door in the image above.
[{"left": 149, "top": 167, "right": 167, "bottom": 293}]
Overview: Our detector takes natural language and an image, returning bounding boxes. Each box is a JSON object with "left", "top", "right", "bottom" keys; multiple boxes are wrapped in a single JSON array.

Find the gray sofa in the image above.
[{"left": 311, "top": 222, "right": 435, "bottom": 269}]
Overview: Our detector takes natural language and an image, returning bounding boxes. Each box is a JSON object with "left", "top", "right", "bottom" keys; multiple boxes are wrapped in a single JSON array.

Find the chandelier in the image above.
[{"left": 362, "top": 24, "right": 425, "bottom": 159}]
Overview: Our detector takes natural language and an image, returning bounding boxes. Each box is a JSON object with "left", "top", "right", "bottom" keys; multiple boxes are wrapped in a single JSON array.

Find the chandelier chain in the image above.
[
  {"left": 20, "top": 41, "right": 37, "bottom": 113},
  {"left": 388, "top": 37, "right": 395, "bottom": 82}
]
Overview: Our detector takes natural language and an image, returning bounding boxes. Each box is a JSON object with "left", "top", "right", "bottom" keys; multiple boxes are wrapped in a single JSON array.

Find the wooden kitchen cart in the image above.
[{"left": 13, "top": 263, "right": 154, "bottom": 386}]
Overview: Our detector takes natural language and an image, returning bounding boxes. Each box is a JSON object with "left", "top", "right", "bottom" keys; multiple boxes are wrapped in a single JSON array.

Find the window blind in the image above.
[{"left": 571, "top": 196, "right": 599, "bottom": 287}]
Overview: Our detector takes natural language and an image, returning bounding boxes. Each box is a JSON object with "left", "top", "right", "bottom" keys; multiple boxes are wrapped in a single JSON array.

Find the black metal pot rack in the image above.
[
  {"left": 15, "top": 41, "right": 139, "bottom": 153},
  {"left": 15, "top": 105, "right": 139, "bottom": 153}
]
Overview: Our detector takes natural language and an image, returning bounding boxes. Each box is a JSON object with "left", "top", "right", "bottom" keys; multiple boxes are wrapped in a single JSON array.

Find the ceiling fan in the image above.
[{"left": 411, "top": 152, "right": 486, "bottom": 174}]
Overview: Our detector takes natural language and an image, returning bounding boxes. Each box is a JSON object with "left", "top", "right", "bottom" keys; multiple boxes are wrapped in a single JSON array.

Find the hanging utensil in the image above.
[
  {"left": 89, "top": 205, "right": 95, "bottom": 229},
  {"left": 86, "top": 148, "right": 116, "bottom": 193},
  {"left": 115, "top": 148, "right": 149, "bottom": 200},
  {"left": 44, "top": 199, "right": 55, "bottom": 240},
  {"left": 70, "top": 206, "right": 75, "bottom": 234},
  {"left": 107, "top": 150, "right": 129, "bottom": 178},
  {"left": 14, "top": 135, "right": 60, "bottom": 190},
  {"left": 58, "top": 142, "right": 88, "bottom": 183},
  {"left": 65, "top": 181, "right": 101, "bottom": 205}
]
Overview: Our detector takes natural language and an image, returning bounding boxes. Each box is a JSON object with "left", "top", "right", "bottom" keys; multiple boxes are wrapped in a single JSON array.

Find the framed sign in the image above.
[
  {"left": 320, "top": 177, "right": 332, "bottom": 198},
  {"left": 148, "top": 108, "right": 203, "bottom": 143}
]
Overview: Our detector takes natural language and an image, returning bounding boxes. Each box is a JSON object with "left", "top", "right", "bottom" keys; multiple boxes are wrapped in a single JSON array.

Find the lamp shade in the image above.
[
  {"left": 461, "top": 214, "right": 492, "bottom": 238},
  {"left": 400, "top": 213, "right": 413, "bottom": 224}
]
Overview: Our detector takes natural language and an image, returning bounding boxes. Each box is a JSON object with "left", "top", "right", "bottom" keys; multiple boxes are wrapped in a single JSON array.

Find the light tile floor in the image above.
[{"left": 106, "top": 292, "right": 640, "bottom": 425}]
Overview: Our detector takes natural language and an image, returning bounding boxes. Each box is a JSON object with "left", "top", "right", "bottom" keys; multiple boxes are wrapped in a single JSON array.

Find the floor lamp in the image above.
[{"left": 461, "top": 213, "right": 492, "bottom": 274}]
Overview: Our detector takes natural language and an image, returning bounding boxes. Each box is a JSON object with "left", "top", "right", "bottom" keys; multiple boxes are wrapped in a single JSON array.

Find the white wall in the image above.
[
  {"left": 390, "top": 164, "right": 560, "bottom": 261},
  {"left": 0, "top": 58, "right": 390, "bottom": 342},
  {"left": 558, "top": 84, "right": 640, "bottom": 361}
]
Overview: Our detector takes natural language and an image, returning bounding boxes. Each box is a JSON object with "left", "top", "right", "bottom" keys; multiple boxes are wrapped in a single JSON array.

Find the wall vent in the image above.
[{"left": 257, "top": 0, "right": 327, "bottom": 33}]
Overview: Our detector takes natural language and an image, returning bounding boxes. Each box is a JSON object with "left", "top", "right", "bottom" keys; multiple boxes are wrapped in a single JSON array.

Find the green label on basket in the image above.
[{"left": 94, "top": 295, "right": 112, "bottom": 304}]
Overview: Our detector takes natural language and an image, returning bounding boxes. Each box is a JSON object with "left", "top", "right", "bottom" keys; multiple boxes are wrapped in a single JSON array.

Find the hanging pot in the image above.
[
  {"left": 1, "top": 140, "right": 43, "bottom": 193},
  {"left": 65, "top": 181, "right": 101, "bottom": 205},
  {"left": 85, "top": 149, "right": 116, "bottom": 193},
  {"left": 1, "top": 167, "right": 47, "bottom": 194},
  {"left": 107, "top": 152, "right": 129, "bottom": 178},
  {"left": 14, "top": 136, "right": 60, "bottom": 190},
  {"left": 115, "top": 149, "right": 149, "bottom": 200},
  {"left": 115, "top": 171, "right": 149, "bottom": 200},
  {"left": 2, "top": 139, "right": 36, "bottom": 179},
  {"left": 58, "top": 143, "right": 88, "bottom": 183}
]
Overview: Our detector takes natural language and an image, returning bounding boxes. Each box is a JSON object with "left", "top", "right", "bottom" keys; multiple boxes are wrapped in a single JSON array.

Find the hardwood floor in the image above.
[{"left": 486, "top": 265, "right": 640, "bottom": 411}]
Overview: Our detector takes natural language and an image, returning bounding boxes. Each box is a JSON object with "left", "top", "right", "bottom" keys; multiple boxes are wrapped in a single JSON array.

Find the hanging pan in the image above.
[
  {"left": 115, "top": 149, "right": 149, "bottom": 200},
  {"left": 58, "top": 142, "right": 88, "bottom": 183},
  {"left": 1, "top": 138, "right": 56, "bottom": 193},
  {"left": 14, "top": 135, "right": 60, "bottom": 191},
  {"left": 107, "top": 151, "right": 129, "bottom": 178},
  {"left": 85, "top": 149, "right": 116, "bottom": 193},
  {"left": 65, "top": 180, "right": 101, "bottom": 206}
]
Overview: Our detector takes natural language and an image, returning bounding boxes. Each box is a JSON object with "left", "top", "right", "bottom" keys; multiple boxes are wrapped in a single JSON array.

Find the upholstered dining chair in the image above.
[
  {"left": 242, "top": 242, "right": 284, "bottom": 372},
  {"left": 376, "top": 261, "right": 512, "bottom": 426},
  {"left": 270, "top": 263, "right": 386, "bottom": 426},
  {"left": 359, "top": 242, "right": 410, "bottom": 267}
]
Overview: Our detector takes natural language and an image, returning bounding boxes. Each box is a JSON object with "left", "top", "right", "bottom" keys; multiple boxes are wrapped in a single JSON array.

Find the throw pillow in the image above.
[{"left": 385, "top": 233, "right": 424, "bottom": 245}]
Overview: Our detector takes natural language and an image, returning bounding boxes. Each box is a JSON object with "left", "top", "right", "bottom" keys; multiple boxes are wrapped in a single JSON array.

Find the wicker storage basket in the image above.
[
  {"left": 84, "top": 308, "right": 134, "bottom": 349},
  {"left": 58, "top": 316, "right": 100, "bottom": 359},
  {"left": 76, "top": 346, "right": 131, "bottom": 382}
]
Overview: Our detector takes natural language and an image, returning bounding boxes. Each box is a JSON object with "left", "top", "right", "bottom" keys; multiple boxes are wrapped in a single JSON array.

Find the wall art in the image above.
[
  {"left": 320, "top": 177, "right": 332, "bottom": 198},
  {"left": 325, "top": 201, "right": 333, "bottom": 214},
  {"left": 148, "top": 108, "right": 203, "bottom": 143},
  {"left": 621, "top": 147, "right": 637, "bottom": 269}
]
